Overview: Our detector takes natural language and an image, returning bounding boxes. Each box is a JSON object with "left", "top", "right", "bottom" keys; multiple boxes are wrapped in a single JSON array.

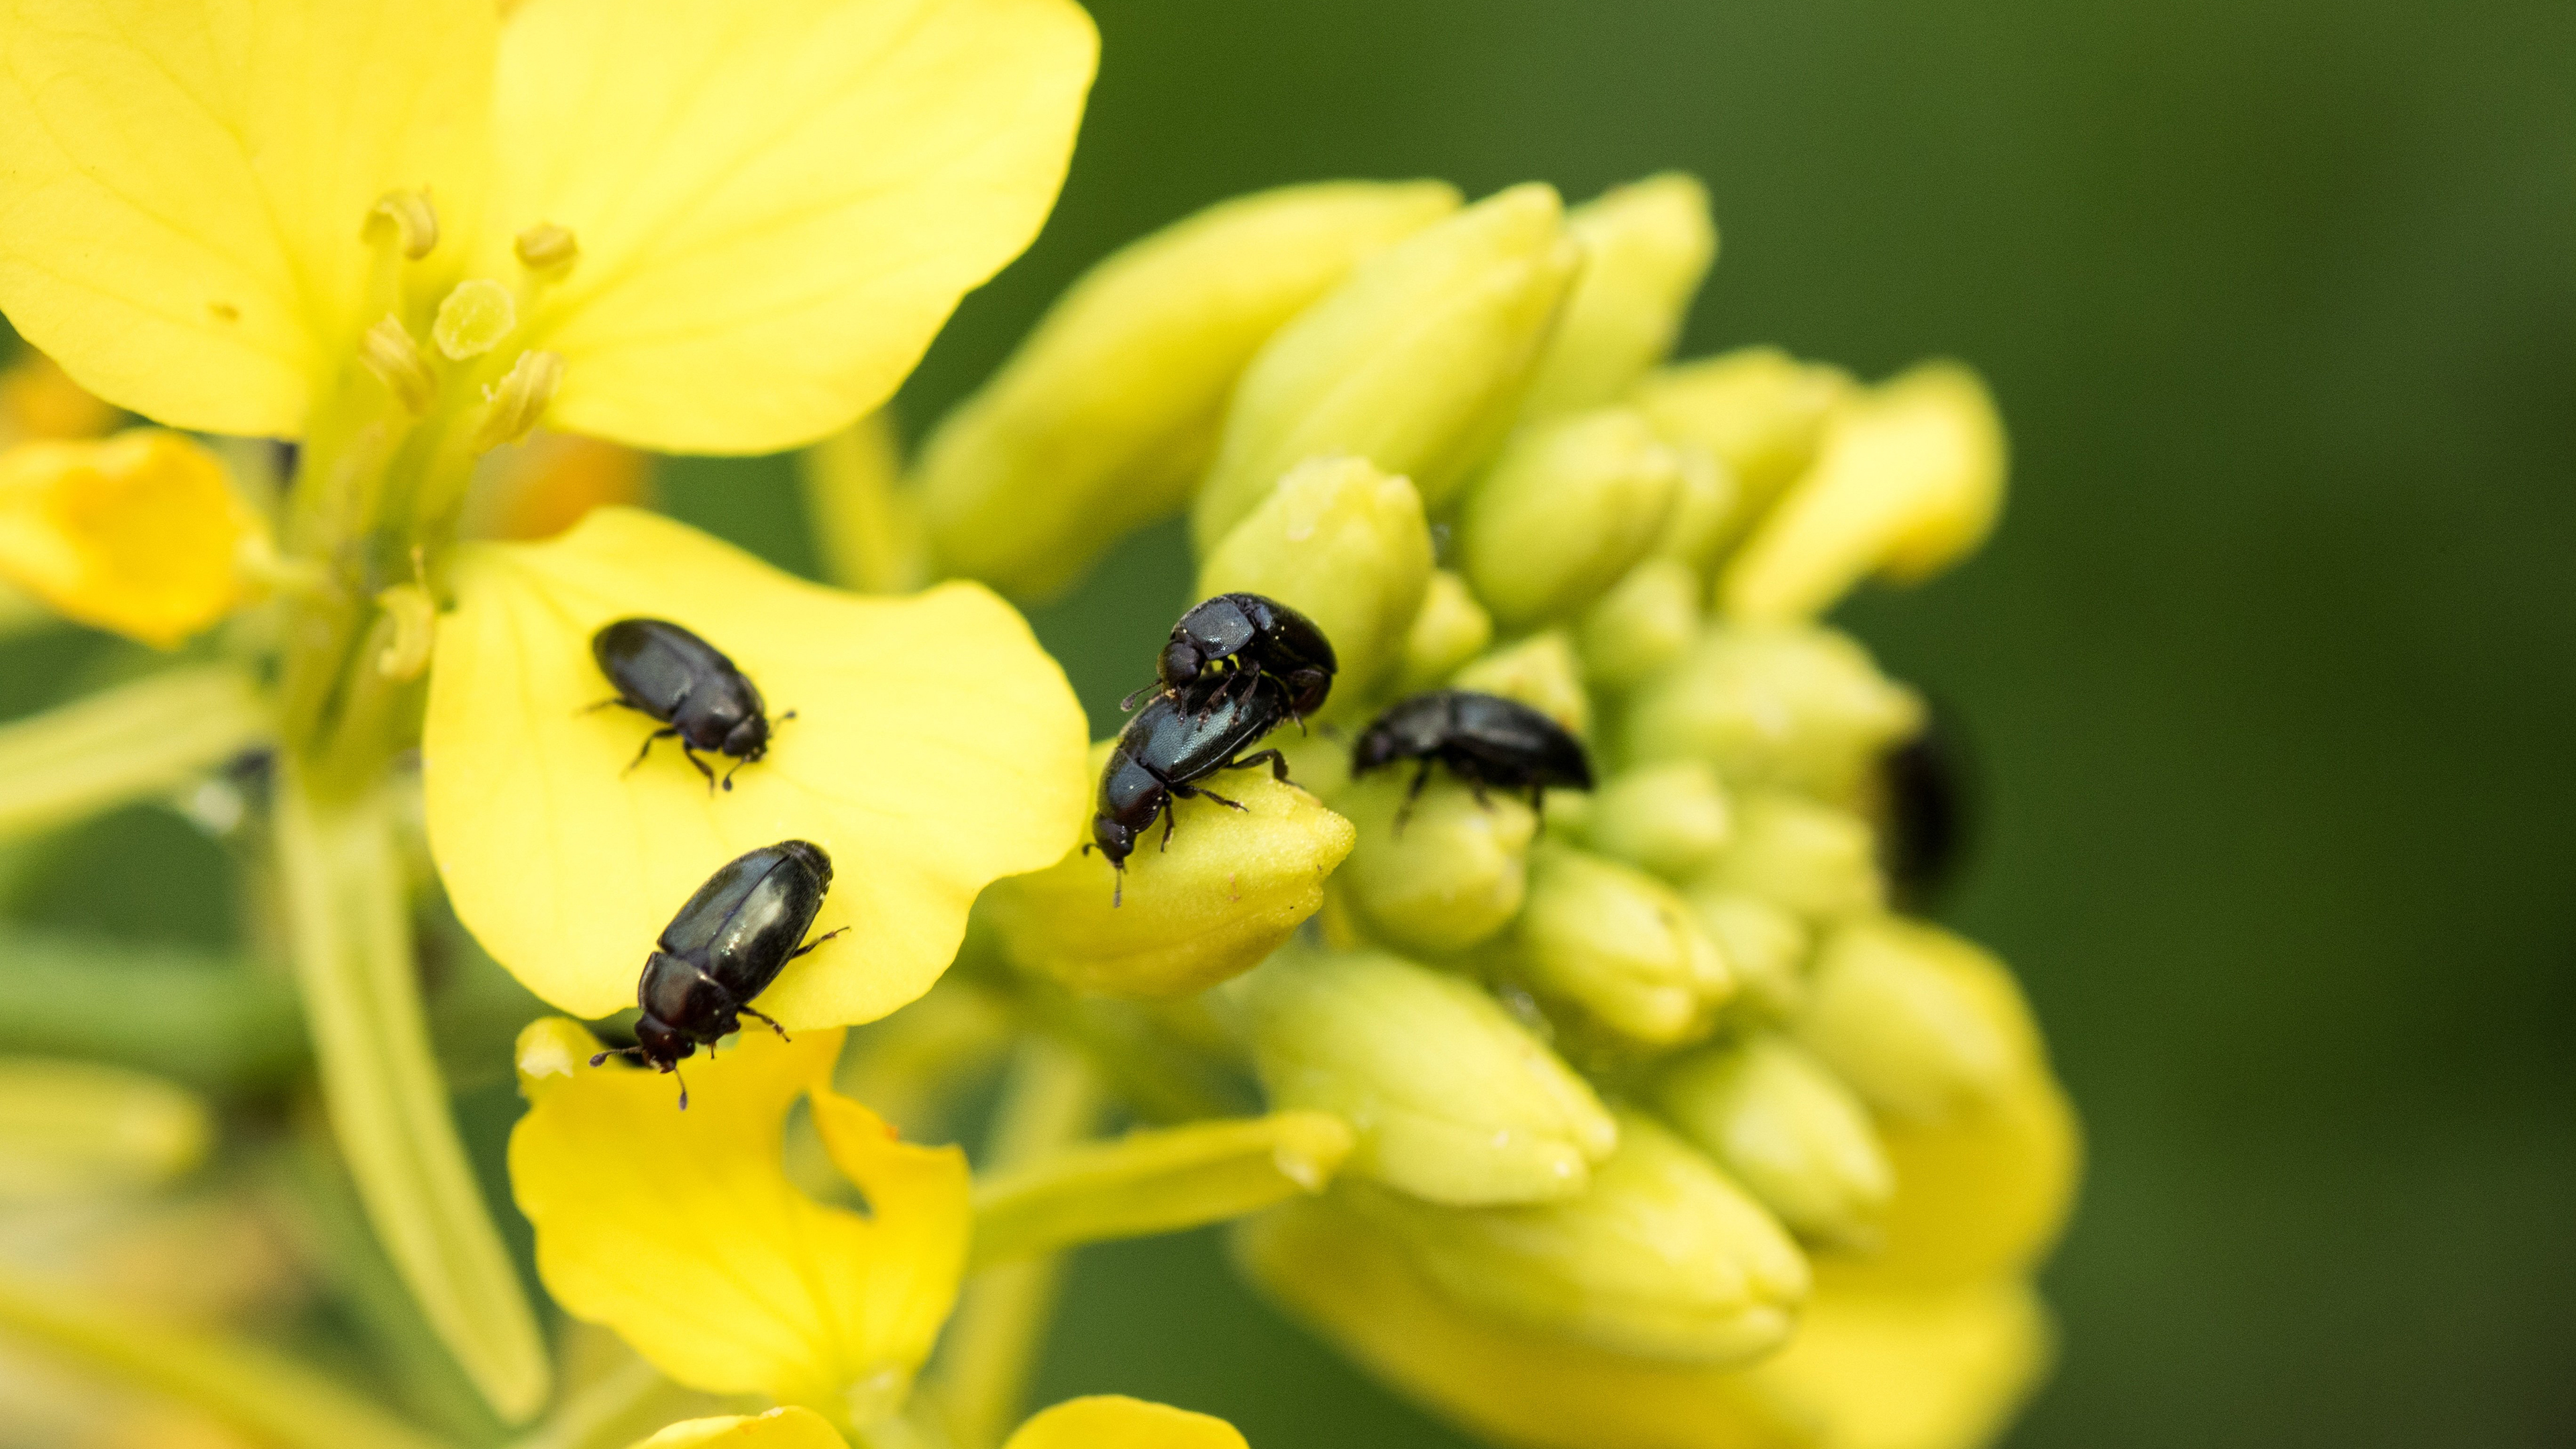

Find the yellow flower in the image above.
[
  {"left": 0, "top": 0, "right": 1096, "bottom": 453},
  {"left": 0, "top": 429, "right": 263, "bottom": 647},
  {"left": 425, "top": 507, "right": 1089, "bottom": 1026},
  {"left": 512, "top": 1019, "right": 968, "bottom": 1415},
  {"left": 637, "top": 1396, "right": 1246, "bottom": 1449}
]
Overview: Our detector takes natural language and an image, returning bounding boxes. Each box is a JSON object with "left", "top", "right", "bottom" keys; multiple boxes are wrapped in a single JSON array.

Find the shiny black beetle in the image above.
[
  {"left": 591, "top": 840, "right": 845, "bottom": 1104},
  {"left": 1085, "top": 676, "right": 1294, "bottom": 904},
  {"left": 1350, "top": 689, "right": 1593, "bottom": 822},
  {"left": 1132, "top": 592, "right": 1337, "bottom": 720},
  {"left": 588, "top": 617, "right": 786, "bottom": 791}
]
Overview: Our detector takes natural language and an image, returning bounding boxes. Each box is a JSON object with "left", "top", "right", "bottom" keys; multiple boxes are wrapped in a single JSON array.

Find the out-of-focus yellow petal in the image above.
[
  {"left": 512, "top": 1018, "right": 969, "bottom": 1411},
  {"left": 1754, "top": 1281, "right": 2052, "bottom": 1449},
  {"left": 633, "top": 1407, "right": 848, "bottom": 1449},
  {"left": 424, "top": 508, "right": 1088, "bottom": 1024},
  {"left": 482, "top": 0, "right": 1095, "bottom": 453},
  {"left": 1004, "top": 1397, "right": 1248, "bottom": 1449},
  {"left": 1815, "top": 1067, "right": 2080, "bottom": 1295},
  {"left": 0, "top": 0, "right": 494, "bottom": 435},
  {"left": 0, "top": 431, "right": 260, "bottom": 647},
  {"left": 0, "top": 354, "right": 116, "bottom": 445}
]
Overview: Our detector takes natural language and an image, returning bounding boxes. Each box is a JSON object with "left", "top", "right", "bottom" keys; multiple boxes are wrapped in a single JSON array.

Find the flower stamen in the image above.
[
  {"left": 513, "top": 223, "right": 580, "bottom": 273},
  {"left": 363, "top": 189, "right": 441, "bottom": 260},
  {"left": 433, "top": 280, "right": 519, "bottom": 361},
  {"left": 470, "top": 351, "right": 566, "bottom": 453},
  {"left": 359, "top": 317, "right": 436, "bottom": 415}
]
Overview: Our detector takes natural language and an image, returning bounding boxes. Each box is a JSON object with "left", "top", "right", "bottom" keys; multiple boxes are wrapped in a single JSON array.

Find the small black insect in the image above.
[
  {"left": 1085, "top": 676, "right": 1295, "bottom": 905},
  {"left": 1878, "top": 701, "right": 1974, "bottom": 908},
  {"left": 592, "top": 839, "right": 846, "bottom": 1106},
  {"left": 1127, "top": 592, "right": 1338, "bottom": 721},
  {"left": 586, "top": 617, "right": 787, "bottom": 791},
  {"left": 1350, "top": 690, "right": 1593, "bottom": 824}
]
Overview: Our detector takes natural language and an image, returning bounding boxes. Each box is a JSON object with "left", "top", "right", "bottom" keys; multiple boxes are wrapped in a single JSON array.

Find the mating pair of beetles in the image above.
[{"left": 1087, "top": 592, "right": 1596, "bottom": 904}]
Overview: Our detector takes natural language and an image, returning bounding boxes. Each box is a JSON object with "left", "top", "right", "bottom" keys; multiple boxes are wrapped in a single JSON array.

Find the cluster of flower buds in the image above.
[{"left": 918, "top": 174, "right": 2076, "bottom": 1449}]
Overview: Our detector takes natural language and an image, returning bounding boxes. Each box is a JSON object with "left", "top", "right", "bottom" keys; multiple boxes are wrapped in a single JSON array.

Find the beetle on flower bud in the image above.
[
  {"left": 1089, "top": 678, "right": 1297, "bottom": 903},
  {"left": 1351, "top": 689, "right": 1594, "bottom": 823},
  {"left": 1144, "top": 591, "right": 1339, "bottom": 720}
]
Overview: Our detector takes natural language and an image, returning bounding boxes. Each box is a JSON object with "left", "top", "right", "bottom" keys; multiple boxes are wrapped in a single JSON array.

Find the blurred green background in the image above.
[
  {"left": 810, "top": 2, "right": 2567, "bottom": 1444},
  {"left": 11, "top": 0, "right": 2569, "bottom": 1444}
]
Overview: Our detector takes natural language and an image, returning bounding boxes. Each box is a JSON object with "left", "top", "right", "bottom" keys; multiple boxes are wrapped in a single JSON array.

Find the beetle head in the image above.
[
  {"left": 631, "top": 1015, "right": 698, "bottom": 1071},
  {"left": 1159, "top": 638, "right": 1205, "bottom": 690},
  {"left": 722, "top": 713, "right": 771, "bottom": 762},
  {"left": 1089, "top": 814, "right": 1136, "bottom": 869}
]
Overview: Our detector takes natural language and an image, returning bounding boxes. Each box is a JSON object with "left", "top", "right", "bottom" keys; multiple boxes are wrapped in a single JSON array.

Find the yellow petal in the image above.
[
  {"left": 511, "top": 1018, "right": 969, "bottom": 1408},
  {"left": 483, "top": 0, "right": 1096, "bottom": 453},
  {"left": 1814, "top": 1067, "right": 2080, "bottom": 1295},
  {"left": 634, "top": 1408, "right": 848, "bottom": 1449},
  {"left": 1753, "top": 1281, "right": 2052, "bottom": 1449},
  {"left": 1004, "top": 1397, "right": 1247, "bottom": 1449},
  {"left": 0, "top": 0, "right": 494, "bottom": 435},
  {"left": 0, "top": 430, "right": 260, "bottom": 646},
  {"left": 424, "top": 507, "right": 1088, "bottom": 1024},
  {"left": 0, "top": 353, "right": 117, "bottom": 445}
]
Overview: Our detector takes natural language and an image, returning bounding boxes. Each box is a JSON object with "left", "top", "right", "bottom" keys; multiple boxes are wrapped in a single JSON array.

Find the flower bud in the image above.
[
  {"left": 1450, "top": 631, "right": 1591, "bottom": 740},
  {"left": 972, "top": 1110, "right": 1355, "bottom": 1265},
  {"left": 1343, "top": 1109, "right": 1808, "bottom": 1364},
  {"left": 1335, "top": 770, "right": 1538, "bottom": 954},
  {"left": 1575, "top": 558, "right": 1700, "bottom": 693},
  {"left": 0, "top": 1057, "right": 209, "bottom": 1199},
  {"left": 1236, "top": 945, "right": 1616, "bottom": 1204},
  {"left": 1394, "top": 569, "right": 1493, "bottom": 693},
  {"left": 1817, "top": 1064, "right": 2079, "bottom": 1293},
  {"left": 918, "top": 181, "right": 1460, "bottom": 597},
  {"left": 1794, "top": 916, "right": 2043, "bottom": 1126},
  {"left": 1648, "top": 445, "right": 1735, "bottom": 570},
  {"left": 1629, "top": 347, "right": 1849, "bottom": 543},
  {"left": 1456, "top": 409, "right": 1680, "bottom": 629},
  {"left": 0, "top": 429, "right": 260, "bottom": 647},
  {"left": 1582, "top": 759, "right": 1729, "bottom": 880},
  {"left": 1720, "top": 362, "right": 2006, "bottom": 623},
  {"left": 1511, "top": 842, "right": 1731, "bottom": 1046},
  {"left": 984, "top": 746, "right": 1354, "bottom": 998},
  {"left": 1655, "top": 1034, "right": 1892, "bottom": 1248},
  {"left": 1692, "top": 790, "right": 1884, "bottom": 923},
  {"left": 1682, "top": 888, "right": 1810, "bottom": 1020},
  {"left": 1516, "top": 174, "right": 1719, "bottom": 421},
  {"left": 1622, "top": 623, "right": 1921, "bottom": 798},
  {"left": 1192, "top": 184, "right": 1582, "bottom": 549},
  {"left": 1197, "top": 455, "right": 1433, "bottom": 704}
]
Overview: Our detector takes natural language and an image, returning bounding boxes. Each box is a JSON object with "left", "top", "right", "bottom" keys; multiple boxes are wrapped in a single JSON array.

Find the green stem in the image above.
[
  {"left": 0, "top": 1265, "right": 455, "bottom": 1449},
  {"left": 507, "top": 1353, "right": 700, "bottom": 1449},
  {"left": 0, "top": 664, "right": 270, "bottom": 842},
  {"left": 276, "top": 759, "right": 551, "bottom": 1423},
  {"left": 928, "top": 1041, "right": 1102, "bottom": 1449}
]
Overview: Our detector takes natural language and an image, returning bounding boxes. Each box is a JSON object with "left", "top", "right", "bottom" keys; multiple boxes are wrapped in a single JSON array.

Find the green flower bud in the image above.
[
  {"left": 1198, "top": 455, "right": 1434, "bottom": 705},
  {"left": 1511, "top": 841, "right": 1731, "bottom": 1045},
  {"left": 1582, "top": 759, "right": 1730, "bottom": 880},
  {"left": 1720, "top": 362, "right": 2006, "bottom": 623},
  {"left": 1517, "top": 174, "right": 1720, "bottom": 421},
  {"left": 985, "top": 745, "right": 1354, "bottom": 998},
  {"left": 1394, "top": 569, "right": 1494, "bottom": 694},
  {"left": 1336, "top": 771, "right": 1538, "bottom": 954},
  {"left": 1192, "top": 184, "right": 1582, "bottom": 549},
  {"left": 1693, "top": 789, "right": 1885, "bottom": 923},
  {"left": 1342, "top": 1108, "right": 1808, "bottom": 1364},
  {"left": 1656, "top": 1034, "right": 1892, "bottom": 1249},
  {"left": 1622, "top": 623, "right": 1922, "bottom": 798},
  {"left": 1237, "top": 945, "right": 1616, "bottom": 1205},
  {"left": 919, "top": 180, "right": 1461, "bottom": 597},
  {"left": 1794, "top": 916, "right": 2044, "bottom": 1128},
  {"left": 1648, "top": 445, "right": 1736, "bottom": 570},
  {"left": 1456, "top": 409, "right": 1682, "bottom": 629},
  {"left": 1575, "top": 557, "right": 1700, "bottom": 692},
  {"left": 1450, "top": 630, "right": 1591, "bottom": 740},
  {"left": 0, "top": 1058, "right": 209, "bottom": 1199},
  {"left": 1630, "top": 347, "right": 1849, "bottom": 545},
  {"left": 972, "top": 1110, "right": 1355, "bottom": 1266},
  {"left": 1682, "top": 888, "right": 1811, "bottom": 1021}
]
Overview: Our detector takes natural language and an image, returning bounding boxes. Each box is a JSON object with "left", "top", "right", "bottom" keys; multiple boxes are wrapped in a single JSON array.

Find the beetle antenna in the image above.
[
  {"left": 673, "top": 1065, "right": 690, "bottom": 1111},
  {"left": 1112, "top": 868, "right": 1124, "bottom": 909},
  {"left": 589, "top": 1045, "right": 641, "bottom": 1067},
  {"left": 1118, "top": 682, "right": 1158, "bottom": 712}
]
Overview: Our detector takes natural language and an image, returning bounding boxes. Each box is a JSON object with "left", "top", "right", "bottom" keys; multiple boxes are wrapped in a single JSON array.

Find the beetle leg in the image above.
[
  {"left": 1159, "top": 802, "right": 1177, "bottom": 851},
  {"left": 580, "top": 696, "right": 638, "bottom": 716},
  {"left": 782, "top": 926, "right": 850, "bottom": 963},
  {"left": 1226, "top": 748, "right": 1292, "bottom": 783},
  {"left": 677, "top": 741, "right": 720, "bottom": 793},
  {"left": 739, "top": 1006, "right": 793, "bottom": 1042},
  {"left": 1186, "top": 785, "right": 1249, "bottom": 812},
  {"left": 624, "top": 727, "right": 680, "bottom": 775},
  {"left": 1393, "top": 757, "right": 1436, "bottom": 835},
  {"left": 1468, "top": 778, "right": 1493, "bottom": 810}
]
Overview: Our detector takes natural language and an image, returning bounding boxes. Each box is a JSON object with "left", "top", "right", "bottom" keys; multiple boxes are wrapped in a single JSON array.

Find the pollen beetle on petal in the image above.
[
  {"left": 591, "top": 839, "right": 846, "bottom": 1106},
  {"left": 1132, "top": 592, "right": 1338, "bottom": 722},
  {"left": 587, "top": 617, "right": 788, "bottom": 792},
  {"left": 1085, "top": 676, "right": 1295, "bottom": 906},
  {"left": 1350, "top": 689, "right": 1593, "bottom": 826}
]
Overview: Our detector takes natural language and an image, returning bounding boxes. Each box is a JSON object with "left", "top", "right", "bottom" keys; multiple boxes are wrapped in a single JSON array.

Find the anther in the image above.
[
  {"left": 470, "top": 350, "right": 566, "bottom": 453},
  {"left": 432, "top": 280, "right": 518, "bottom": 360},
  {"left": 375, "top": 582, "right": 436, "bottom": 681},
  {"left": 358, "top": 316, "right": 435, "bottom": 415},
  {"left": 362, "top": 189, "right": 440, "bottom": 260},
  {"left": 514, "top": 223, "right": 580, "bottom": 272}
]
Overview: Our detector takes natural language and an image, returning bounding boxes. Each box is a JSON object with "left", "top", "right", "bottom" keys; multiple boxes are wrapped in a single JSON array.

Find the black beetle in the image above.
[
  {"left": 1128, "top": 592, "right": 1338, "bottom": 721},
  {"left": 1877, "top": 701, "right": 1974, "bottom": 908},
  {"left": 587, "top": 617, "right": 788, "bottom": 791},
  {"left": 1085, "top": 676, "right": 1294, "bottom": 905},
  {"left": 1350, "top": 690, "right": 1593, "bottom": 823},
  {"left": 591, "top": 839, "right": 846, "bottom": 1105}
]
